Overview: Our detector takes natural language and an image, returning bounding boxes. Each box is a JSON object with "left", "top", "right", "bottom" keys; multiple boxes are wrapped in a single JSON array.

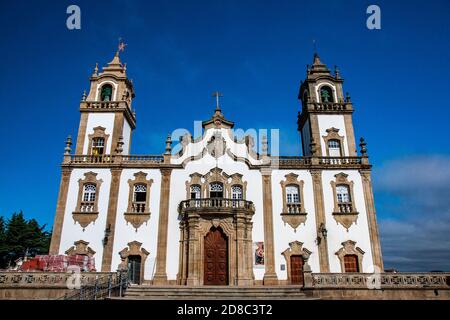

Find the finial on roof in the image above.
[
  {"left": 313, "top": 52, "right": 322, "bottom": 65},
  {"left": 93, "top": 63, "right": 98, "bottom": 76},
  {"left": 64, "top": 135, "right": 72, "bottom": 155}
]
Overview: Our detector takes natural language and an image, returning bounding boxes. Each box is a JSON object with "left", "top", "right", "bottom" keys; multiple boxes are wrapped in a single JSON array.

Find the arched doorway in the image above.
[
  {"left": 290, "top": 255, "right": 304, "bottom": 285},
  {"left": 204, "top": 227, "right": 228, "bottom": 285},
  {"left": 128, "top": 255, "right": 142, "bottom": 285}
]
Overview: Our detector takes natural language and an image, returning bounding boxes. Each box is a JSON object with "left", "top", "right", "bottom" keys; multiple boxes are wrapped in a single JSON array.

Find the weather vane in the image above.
[{"left": 118, "top": 37, "right": 127, "bottom": 54}]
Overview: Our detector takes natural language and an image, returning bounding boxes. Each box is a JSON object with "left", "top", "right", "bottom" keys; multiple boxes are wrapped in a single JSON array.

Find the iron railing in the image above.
[{"left": 62, "top": 270, "right": 129, "bottom": 300}]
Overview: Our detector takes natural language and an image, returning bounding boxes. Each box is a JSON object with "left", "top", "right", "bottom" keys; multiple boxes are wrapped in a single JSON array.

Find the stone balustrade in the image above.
[
  {"left": 305, "top": 272, "right": 450, "bottom": 289},
  {"left": 179, "top": 198, "right": 255, "bottom": 214}
]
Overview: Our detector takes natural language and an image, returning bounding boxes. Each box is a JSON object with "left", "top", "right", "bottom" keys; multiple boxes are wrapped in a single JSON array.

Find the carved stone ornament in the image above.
[
  {"left": 124, "top": 213, "right": 150, "bottom": 232},
  {"left": 72, "top": 212, "right": 98, "bottom": 231},
  {"left": 332, "top": 212, "right": 359, "bottom": 231},
  {"left": 65, "top": 240, "right": 96, "bottom": 257},
  {"left": 281, "top": 213, "right": 307, "bottom": 233},
  {"left": 207, "top": 131, "right": 226, "bottom": 159}
]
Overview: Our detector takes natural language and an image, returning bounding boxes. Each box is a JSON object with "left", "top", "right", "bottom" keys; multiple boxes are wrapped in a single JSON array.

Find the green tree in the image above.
[
  {"left": 0, "top": 212, "right": 51, "bottom": 269},
  {"left": 0, "top": 216, "right": 6, "bottom": 268}
]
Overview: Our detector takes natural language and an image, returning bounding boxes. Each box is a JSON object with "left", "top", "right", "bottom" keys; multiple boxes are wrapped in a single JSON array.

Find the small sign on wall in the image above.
[{"left": 253, "top": 242, "right": 264, "bottom": 268}]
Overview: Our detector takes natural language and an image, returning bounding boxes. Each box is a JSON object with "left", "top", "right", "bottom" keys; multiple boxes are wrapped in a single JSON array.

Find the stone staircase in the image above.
[{"left": 119, "top": 285, "right": 315, "bottom": 300}]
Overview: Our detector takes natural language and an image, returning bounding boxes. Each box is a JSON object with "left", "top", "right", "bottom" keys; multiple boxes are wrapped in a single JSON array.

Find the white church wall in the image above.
[
  {"left": 111, "top": 169, "right": 162, "bottom": 278},
  {"left": 321, "top": 170, "right": 374, "bottom": 272},
  {"left": 317, "top": 114, "right": 349, "bottom": 156},
  {"left": 271, "top": 170, "right": 319, "bottom": 278},
  {"left": 59, "top": 168, "right": 112, "bottom": 271},
  {"left": 121, "top": 120, "right": 132, "bottom": 155},
  {"left": 171, "top": 127, "right": 263, "bottom": 167},
  {"left": 167, "top": 151, "right": 265, "bottom": 281},
  {"left": 82, "top": 113, "right": 116, "bottom": 154}
]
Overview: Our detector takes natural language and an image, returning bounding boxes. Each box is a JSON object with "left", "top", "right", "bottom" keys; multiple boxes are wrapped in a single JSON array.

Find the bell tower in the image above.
[
  {"left": 74, "top": 51, "right": 136, "bottom": 156},
  {"left": 297, "top": 53, "right": 357, "bottom": 157}
]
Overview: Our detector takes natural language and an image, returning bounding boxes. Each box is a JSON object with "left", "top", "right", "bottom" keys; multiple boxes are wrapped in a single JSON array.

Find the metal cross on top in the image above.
[{"left": 212, "top": 91, "right": 223, "bottom": 110}]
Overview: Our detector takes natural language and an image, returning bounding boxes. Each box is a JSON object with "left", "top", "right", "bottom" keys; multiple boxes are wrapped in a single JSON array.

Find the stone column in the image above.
[
  {"left": 101, "top": 168, "right": 122, "bottom": 271},
  {"left": 49, "top": 168, "right": 72, "bottom": 255},
  {"left": 310, "top": 169, "right": 330, "bottom": 272},
  {"left": 360, "top": 169, "right": 384, "bottom": 271},
  {"left": 153, "top": 168, "right": 172, "bottom": 285},
  {"left": 260, "top": 168, "right": 278, "bottom": 285}
]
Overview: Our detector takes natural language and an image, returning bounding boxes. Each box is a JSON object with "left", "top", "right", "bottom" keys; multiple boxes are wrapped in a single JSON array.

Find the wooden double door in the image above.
[{"left": 204, "top": 227, "right": 228, "bottom": 285}]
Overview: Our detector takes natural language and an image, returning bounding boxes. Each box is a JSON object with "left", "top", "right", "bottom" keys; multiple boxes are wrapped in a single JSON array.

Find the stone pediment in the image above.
[{"left": 170, "top": 127, "right": 264, "bottom": 168}]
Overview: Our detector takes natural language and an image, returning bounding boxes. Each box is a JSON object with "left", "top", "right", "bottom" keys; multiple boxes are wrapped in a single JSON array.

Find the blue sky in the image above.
[{"left": 0, "top": 0, "right": 449, "bottom": 271}]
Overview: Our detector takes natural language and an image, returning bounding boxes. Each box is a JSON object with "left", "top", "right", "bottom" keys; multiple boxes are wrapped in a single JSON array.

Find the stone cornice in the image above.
[{"left": 61, "top": 154, "right": 372, "bottom": 170}]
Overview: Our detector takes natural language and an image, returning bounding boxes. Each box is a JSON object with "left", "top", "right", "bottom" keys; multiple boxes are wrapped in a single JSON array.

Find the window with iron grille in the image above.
[
  {"left": 190, "top": 185, "right": 201, "bottom": 199},
  {"left": 83, "top": 184, "right": 96, "bottom": 202},
  {"left": 134, "top": 184, "right": 147, "bottom": 203}
]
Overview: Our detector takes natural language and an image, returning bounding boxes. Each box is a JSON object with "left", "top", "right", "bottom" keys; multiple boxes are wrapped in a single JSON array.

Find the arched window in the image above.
[
  {"left": 286, "top": 185, "right": 300, "bottom": 204},
  {"left": 190, "top": 185, "right": 201, "bottom": 199},
  {"left": 320, "top": 86, "right": 333, "bottom": 103},
  {"left": 132, "top": 184, "right": 147, "bottom": 213},
  {"left": 100, "top": 84, "right": 113, "bottom": 102},
  {"left": 134, "top": 184, "right": 147, "bottom": 203},
  {"left": 92, "top": 137, "right": 105, "bottom": 155},
  {"left": 82, "top": 184, "right": 97, "bottom": 212},
  {"left": 209, "top": 182, "right": 223, "bottom": 198},
  {"left": 344, "top": 254, "right": 359, "bottom": 272},
  {"left": 327, "top": 139, "right": 341, "bottom": 157},
  {"left": 336, "top": 185, "right": 351, "bottom": 203},
  {"left": 231, "top": 185, "right": 243, "bottom": 200}
]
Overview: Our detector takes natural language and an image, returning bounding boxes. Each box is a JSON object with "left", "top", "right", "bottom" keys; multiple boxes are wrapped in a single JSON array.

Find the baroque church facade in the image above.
[{"left": 49, "top": 51, "right": 383, "bottom": 286}]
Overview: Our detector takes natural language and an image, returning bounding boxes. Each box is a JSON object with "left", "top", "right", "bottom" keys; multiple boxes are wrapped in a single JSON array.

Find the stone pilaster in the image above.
[
  {"left": 344, "top": 114, "right": 357, "bottom": 156},
  {"left": 153, "top": 168, "right": 172, "bottom": 285},
  {"left": 310, "top": 169, "right": 330, "bottom": 272},
  {"left": 186, "top": 215, "right": 200, "bottom": 286},
  {"left": 310, "top": 114, "right": 323, "bottom": 156},
  {"left": 260, "top": 168, "right": 278, "bottom": 285},
  {"left": 49, "top": 168, "right": 72, "bottom": 255},
  {"left": 101, "top": 168, "right": 122, "bottom": 271},
  {"left": 360, "top": 169, "right": 384, "bottom": 271},
  {"left": 110, "top": 113, "right": 124, "bottom": 154},
  {"left": 75, "top": 112, "right": 88, "bottom": 154}
]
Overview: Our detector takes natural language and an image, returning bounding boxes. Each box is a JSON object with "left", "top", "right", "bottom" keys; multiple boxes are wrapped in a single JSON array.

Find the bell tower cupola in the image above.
[
  {"left": 74, "top": 49, "right": 136, "bottom": 156},
  {"left": 297, "top": 53, "right": 357, "bottom": 157}
]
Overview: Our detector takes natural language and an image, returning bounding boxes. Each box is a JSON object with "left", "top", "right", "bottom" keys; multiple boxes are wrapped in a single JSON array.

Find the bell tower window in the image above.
[
  {"left": 92, "top": 137, "right": 105, "bottom": 156},
  {"left": 320, "top": 86, "right": 333, "bottom": 103},
  {"left": 328, "top": 139, "right": 341, "bottom": 157},
  {"left": 100, "top": 84, "right": 113, "bottom": 102}
]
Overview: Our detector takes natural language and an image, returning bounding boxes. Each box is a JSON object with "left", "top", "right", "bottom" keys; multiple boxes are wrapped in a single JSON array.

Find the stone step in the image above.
[{"left": 119, "top": 285, "right": 315, "bottom": 300}]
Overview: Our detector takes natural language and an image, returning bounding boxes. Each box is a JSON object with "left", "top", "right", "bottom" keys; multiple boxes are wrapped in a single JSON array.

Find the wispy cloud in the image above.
[{"left": 373, "top": 155, "right": 450, "bottom": 271}]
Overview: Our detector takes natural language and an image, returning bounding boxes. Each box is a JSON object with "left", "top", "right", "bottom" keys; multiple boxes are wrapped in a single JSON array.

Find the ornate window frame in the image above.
[
  {"left": 322, "top": 127, "right": 345, "bottom": 157},
  {"left": 118, "top": 241, "right": 149, "bottom": 284},
  {"left": 65, "top": 240, "right": 96, "bottom": 257},
  {"left": 73, "top": 172, "right": 103, "bottom": 231},
  {"left": 124, "top": 171, "right": 153, "bottom": 231},
  {"left": 280, "top": 173, "right": 307, "bottom": 232},
  {"left": 335, "top": 240, "right": 364, "bottom": 273},
  {"left": 330, "top": 172, "right": 358, "bottom": 231},
  {"left": 185, "top": 173, "right": 205, "bottom": 198},
  {"left": 281, "top": 241, "right": 312, "bottom": 284},
  {"left": 226, "top": 173, "right": 247, "bottom": 200},
  {"left": 87, "top": 126, "right": 110, "bottom": 156}
]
